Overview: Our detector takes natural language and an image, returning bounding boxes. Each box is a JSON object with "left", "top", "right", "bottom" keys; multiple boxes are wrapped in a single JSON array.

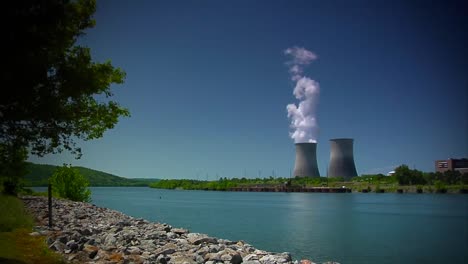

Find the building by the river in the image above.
[{"left": 435, "top": 158, "right": 468, "bottom": 174}]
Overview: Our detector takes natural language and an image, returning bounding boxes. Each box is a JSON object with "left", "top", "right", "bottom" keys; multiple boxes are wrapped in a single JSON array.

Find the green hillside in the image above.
[{"left": 23, "top": 163, "right": 159, "bottom": 187}]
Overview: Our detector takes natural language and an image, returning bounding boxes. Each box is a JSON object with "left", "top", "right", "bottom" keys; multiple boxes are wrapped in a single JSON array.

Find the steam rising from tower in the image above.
[
  {"left": 285, "top": 47, "right": 320, "bottom": 143},
  {"left": 293, "top": 143, "right": 320, "bottom": 178},
  {"left": 328, "top": 138, "right": 358, "bottom": 180}
]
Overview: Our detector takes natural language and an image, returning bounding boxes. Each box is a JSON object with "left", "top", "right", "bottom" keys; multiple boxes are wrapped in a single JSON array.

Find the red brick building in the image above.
[{"left": 435, "top": 158, "right": 468, "bottom": 174}]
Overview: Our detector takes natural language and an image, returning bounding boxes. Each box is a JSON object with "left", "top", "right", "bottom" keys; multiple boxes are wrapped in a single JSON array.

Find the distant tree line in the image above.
[
  {"left": 150, "top": 165, "right": 468, "bottom": 191},
  {"left": 392, "top": 164, "right": 467, "bottom": 186},
  {"left": 150, "top": 176, "right": 348, "bottom": 191}
]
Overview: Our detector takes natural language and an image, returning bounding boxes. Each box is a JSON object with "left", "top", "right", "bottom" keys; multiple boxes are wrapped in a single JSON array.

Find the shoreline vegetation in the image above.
[
  {"left": 149, "top": 178, "right": 467, "bottom": 194},
  {"left": 22, "top": 162, "right": 468, "bottom": 194},
  {"left": 149, "top": 165, "right": 468, "bottom": 194}
]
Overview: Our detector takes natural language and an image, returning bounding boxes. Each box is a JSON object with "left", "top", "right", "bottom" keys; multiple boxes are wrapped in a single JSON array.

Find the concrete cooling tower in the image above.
[
  {"left": 293, "top": 143, "right": 320, "bottom": 177},
  {"left": 328, "top": 138, "right": 358, "bottom": 180}
]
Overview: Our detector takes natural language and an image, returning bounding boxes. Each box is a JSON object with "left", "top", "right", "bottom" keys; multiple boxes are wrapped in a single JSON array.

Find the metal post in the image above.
[{"left": 48, "top": 183, "right": 52, "bottom": 228}]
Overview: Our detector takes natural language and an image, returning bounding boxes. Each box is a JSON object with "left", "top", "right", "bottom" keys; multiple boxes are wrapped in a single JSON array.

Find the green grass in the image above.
[
  {"left": 0, "top": 195, "right": 64, "bottom": 264},
  {"left": 0, "top": 229, "right": 64, "bottom": 264},
  {"left": 0, "top": 195, "right": 33, "bottom": 232}
]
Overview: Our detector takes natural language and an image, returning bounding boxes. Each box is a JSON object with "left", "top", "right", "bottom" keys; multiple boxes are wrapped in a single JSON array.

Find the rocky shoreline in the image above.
[{"left": 22, "top": 196, "right": 330, "bottom": 264}]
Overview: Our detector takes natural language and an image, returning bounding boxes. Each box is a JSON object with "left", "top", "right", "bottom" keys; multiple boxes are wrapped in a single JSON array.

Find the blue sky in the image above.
[{"left": 30, "top": 0, "right": 467, "bottom": 179}]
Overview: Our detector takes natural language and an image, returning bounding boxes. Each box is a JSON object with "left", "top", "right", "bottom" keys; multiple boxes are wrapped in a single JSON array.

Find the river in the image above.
[{"left": 33, "top": 186, "right": 468, "bottom": 263}]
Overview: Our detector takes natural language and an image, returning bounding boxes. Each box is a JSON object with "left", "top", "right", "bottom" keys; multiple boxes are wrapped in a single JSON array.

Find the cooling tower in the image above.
[
  {"left": 293, "top": 143, "right": 320, "bottom": 177},
  {"left": 328, "top": 138, "right": 358, "bottom": 180}
]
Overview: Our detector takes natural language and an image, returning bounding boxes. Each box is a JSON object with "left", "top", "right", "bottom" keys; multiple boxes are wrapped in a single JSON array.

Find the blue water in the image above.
[{"left": 34, "top": 187, "right": 468, "bottom": 263}]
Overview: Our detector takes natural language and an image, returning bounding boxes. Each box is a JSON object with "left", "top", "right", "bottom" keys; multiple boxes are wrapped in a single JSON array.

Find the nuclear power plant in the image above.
[
  {"left": 328, "top": 138, "right": 358, "bottom": 180},
  {"left": 293, "top": 143, "right": 320, "bottom": 177},
  {"left": 292, "top": 138, "right": 358, "bottom": 179}
]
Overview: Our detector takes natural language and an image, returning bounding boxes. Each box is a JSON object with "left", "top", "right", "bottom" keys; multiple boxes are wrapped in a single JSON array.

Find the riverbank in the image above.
[
  {"left": 21, "top": 196, "right": 323, "bottom": 264},
  {"left": 149, "top": 178, "right": 468, "bottom": 194}
]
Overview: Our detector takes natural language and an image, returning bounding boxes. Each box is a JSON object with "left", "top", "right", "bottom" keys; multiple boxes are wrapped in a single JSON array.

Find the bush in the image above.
[
  {"left": 49, "top": 165, "right": 91, "bottom": 202},
  {"left": 434, "top": 180, "right": 447, "bottom": 194},
  {"left": 416, "top": 185, "right": 423, "bottom": 193}
]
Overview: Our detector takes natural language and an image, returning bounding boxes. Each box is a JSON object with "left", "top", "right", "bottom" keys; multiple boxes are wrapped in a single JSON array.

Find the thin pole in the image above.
[{"left": 48, "top": 183, "right": 52, "bottom": 228}]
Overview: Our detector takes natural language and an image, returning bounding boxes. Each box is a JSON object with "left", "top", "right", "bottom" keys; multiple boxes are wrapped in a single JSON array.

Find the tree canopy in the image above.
[
  {"left": 1, "top": 0, "right": 129, "bottom": 160},
  {"left": 50, "top": 164, "right": 91, "bottom": 202}
]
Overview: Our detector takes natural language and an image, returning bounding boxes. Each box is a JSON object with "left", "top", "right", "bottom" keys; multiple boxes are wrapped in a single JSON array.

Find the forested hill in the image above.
[{"left": 24, "top": 163, "right": 159, "bottom": 187}]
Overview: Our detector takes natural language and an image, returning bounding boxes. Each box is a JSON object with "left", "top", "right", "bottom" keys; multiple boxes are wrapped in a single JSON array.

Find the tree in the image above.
[
  {"left": 50, "top": 164, "right": 91, "bottom": 202},
  {"left": 0, "top": 144, "right": 29, "bottom": 195},
  {"left": 394, "top": 165, "right": 426, "bottom": 185},
  {"left": 1, "top": 0, "right": 129, "bottom": 163}
]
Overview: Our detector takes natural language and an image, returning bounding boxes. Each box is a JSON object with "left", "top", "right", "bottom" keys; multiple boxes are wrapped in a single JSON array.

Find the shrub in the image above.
[
  {"left": 49, "top": 165, "right": 91, "bottom": 202},
  {"left": 416, "top": 185, "right": 423, "bottom": 193},
  {"left": 434, "top": 180, "right": 447, "bottom": 194}
]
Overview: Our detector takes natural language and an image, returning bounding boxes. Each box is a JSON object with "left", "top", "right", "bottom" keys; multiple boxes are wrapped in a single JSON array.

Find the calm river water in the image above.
[{"left": 36, "top": 187, "right": 468, "bottom": 263}]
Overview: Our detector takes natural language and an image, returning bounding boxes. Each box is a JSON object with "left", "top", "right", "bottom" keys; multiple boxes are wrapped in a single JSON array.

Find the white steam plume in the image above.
[{"left": 285, "top": 47, "right": 319, "bottom": 143}]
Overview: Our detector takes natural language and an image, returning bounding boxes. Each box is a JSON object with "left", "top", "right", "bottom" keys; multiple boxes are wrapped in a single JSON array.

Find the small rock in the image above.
[
  {"left": 156, "top": 254, "right": 170, "bottom": 264},
  {"left": 230, "top": 253, "right": 243, "bottom": 264},
  {"left": 172, "top": 228, "right": 188, "bottom": 235},
  {"left": 166, "top": 232, "right": 177, "bottom": 239},
  {"left": 66, "top": 240, "right": 78, "bottom": 251},
  {"left": 189, "top": 236, "right": 217, "bottom": 245},
  {"left": 49, "top": 241, "right": 65, "bottom": 252},
  {"left": 89, "top": 249, "right": 98, "bottom": 259},
  {"left": 79, "top": 228, "right": 92, "bottom": 236},
  {"left": 221, "top": 254, "right": 232, "bottom": 261},
  {"left": 57, "top": 235, "right": 68, "bottom": 244},
  {"left": 154, "top": 243, "right": 177, "bottom": 256},
  {"left": 244, "top": 254, "right": 259, "bottom": 261},
  {"left": 29, "top": 232, "right": 40, "bottom": 236},
  {"left": 127, "top": 246, "right": 142, "bottom": 255}
]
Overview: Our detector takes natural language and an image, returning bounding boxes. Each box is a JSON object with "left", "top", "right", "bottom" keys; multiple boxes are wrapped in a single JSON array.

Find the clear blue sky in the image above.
[{"left": 30, "top": 0, "right": 468, "bottom": 179}]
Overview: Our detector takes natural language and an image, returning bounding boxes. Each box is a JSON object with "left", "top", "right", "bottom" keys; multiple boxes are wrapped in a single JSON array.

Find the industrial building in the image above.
[
  {"left": 293, "top": 143, "right": 320, "bottom": 177},
  {"left": 327, "top": 138, "right": 358, "bottom": 180},
  {"left": 292, "top": 138, "right": 359, "bottom": 179},
  {"left": 435, "top": 158, "right": 468, "bottom": 174}
]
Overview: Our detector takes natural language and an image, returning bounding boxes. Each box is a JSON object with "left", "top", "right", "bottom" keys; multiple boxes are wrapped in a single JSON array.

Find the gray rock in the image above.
[
  {"left": 88, "top": 249, "right": 98, "bottom": 259},
  {"left": 21, "top": 196, "right": 301, "bottom": 264},
  {"left": 79, "top": 228, "right": 92, "bottom": 236},
  {"left": 127, "top": 246, "right": 142, "bottom": 255},
  {"left": 57, "top": 235, "right": 68, "bottom": 244},
  {"left": 221, "top": 254, "right": 232, "bottom": 261},
  {"left": 190, "top": 236, "right": 218, "bottom": 245},
  {"left": 156, "top": 254, "right": 170, "bottom": 264},
  {"left": 166, "top": 232, "right": 177, "bottom": 239},
  {"left": 244, "top": 254, "right": 259, "bottom": 261},
  {"left": 154, "top": 243, "right": 177, "bottom": 256},
  {"left": 49, "top": 241, "right": 66, "bottom": 252},
  {"left": 172, "top": 228, "right": 188, "bottom": 235},
  {"left": 230, "top": 253, "right": 243, "bottom": 264},
  {"left": 66, "top": 240, "right": 79, "bottom": 251},
  {"left": 104, "top": 234, "right": 117, "bottom": 246}
]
